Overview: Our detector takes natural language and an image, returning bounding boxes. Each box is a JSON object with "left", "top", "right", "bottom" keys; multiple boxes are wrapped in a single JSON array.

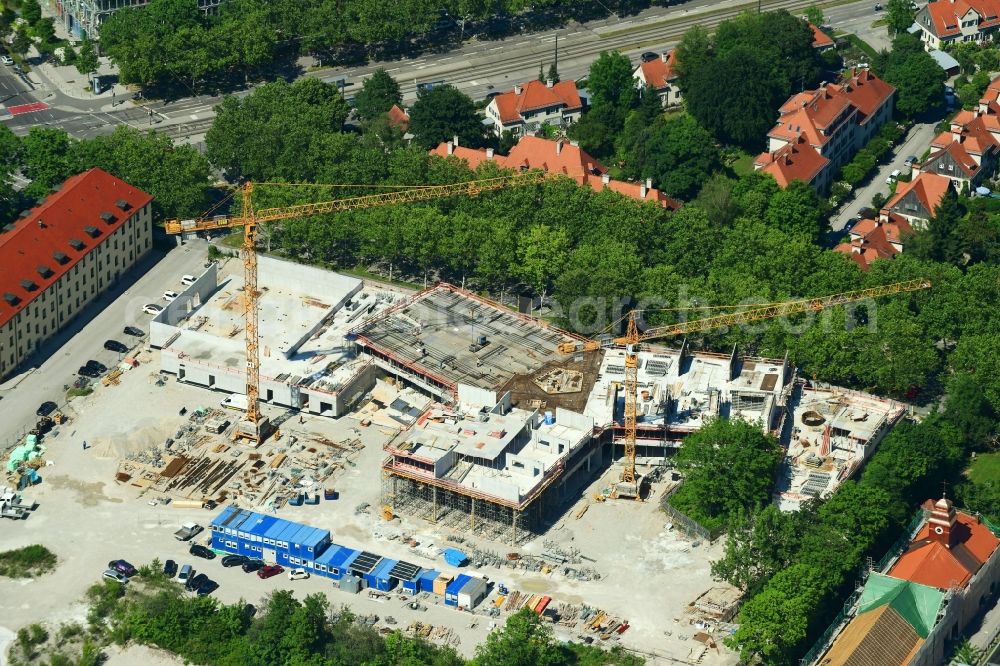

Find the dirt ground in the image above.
[{"left": 0, "top": 348, "right": 738, "bottom": 665}]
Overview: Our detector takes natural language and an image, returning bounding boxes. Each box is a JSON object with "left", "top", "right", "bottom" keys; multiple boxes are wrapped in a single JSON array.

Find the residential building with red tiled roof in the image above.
[
  {"left": 835, "top": 210, "right": 913, "bottom": 271},
  {"left": 428, "top": 135, "right": 681, "bottom": 209},
  {"left": 884, "top": 171, "right": 953, "bottom": 227},
  {"left": 0, "top": 168, "right": 154, "bottom": 379},
  {"left": 811, "top": 496, "right": 1000, "bottom": 666},
  {"left": 914, "top": 0, "right": 1000, "bottom": 49},
  {"left": 756, "top": 69, "right": 895, "bottom": 193},
  {"left": 809, "top": 23, "right": 835, "bottom": 51},
  {"left": 754, "top": 135, "right": 831, "bottom": 189},
  {"left": 484, "top": 79, "right": 584, "bottom": 138},
  {"left": 387, "top": 104, "right": 410, "bottom": 132},
  {"left": 632, "top": 50, "right": 682, "bottom": 108},
  {"left": 917, "top": 115, "right": 1000, "bottom": 189}
]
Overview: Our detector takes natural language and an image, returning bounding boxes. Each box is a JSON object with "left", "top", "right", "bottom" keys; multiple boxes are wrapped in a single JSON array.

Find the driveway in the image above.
[{"left": 829, "top": 120, "right": 940, "bottom": 235}]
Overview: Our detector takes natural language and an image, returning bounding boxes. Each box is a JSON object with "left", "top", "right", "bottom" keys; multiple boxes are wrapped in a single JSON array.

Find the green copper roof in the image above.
[{"left": 857, "top": 573, "right": 944, "bottom": 638}]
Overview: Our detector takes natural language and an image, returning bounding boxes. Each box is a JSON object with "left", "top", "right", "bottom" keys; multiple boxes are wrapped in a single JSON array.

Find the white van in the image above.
[{"left": 178, "top": 564, "right": 193, "bottom": 584}]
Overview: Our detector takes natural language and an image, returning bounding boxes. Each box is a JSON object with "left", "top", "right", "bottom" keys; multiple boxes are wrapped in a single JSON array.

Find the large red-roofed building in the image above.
[
  {"left": 0, "top": 168, "right": 153, "bottom": 379},
  {"left": 914, "top": 0, "right": 1000, "bottom": 49},
  {"left": 754, "top": 69, "right": 895, "bottom": 193}
]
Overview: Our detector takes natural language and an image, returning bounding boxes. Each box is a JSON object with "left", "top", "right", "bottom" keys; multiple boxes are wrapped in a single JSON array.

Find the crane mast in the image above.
[
  {"left": 165, "top": 171, "right": 547, "bottom": 442},
  {"left": 580, "top": 279, "right": 932, "bottom": 500}
]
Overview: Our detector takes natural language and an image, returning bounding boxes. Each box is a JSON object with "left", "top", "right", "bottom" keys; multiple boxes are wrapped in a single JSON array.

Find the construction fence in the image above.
[{"left": 658, "top": 485, "right": 718, "bottom": 543}]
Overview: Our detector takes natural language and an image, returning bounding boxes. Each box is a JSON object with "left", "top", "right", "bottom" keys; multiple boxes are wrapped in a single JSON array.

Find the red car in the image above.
[{"left": 257, "top": 565, "right": 284, "bottom": 579}]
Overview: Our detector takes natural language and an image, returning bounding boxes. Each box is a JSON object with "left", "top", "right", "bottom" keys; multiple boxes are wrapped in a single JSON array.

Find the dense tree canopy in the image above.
[
  {"left": 205, "top": 78, "right": 350, "bottom": 182},
  {"left": 355, "top": 69, "right": 403, "bottom": 121},
  {"left": 669, "top": 419, "right": 783, "bottom": 532},
  {"left": 678, "top": 10, "right": 823, "bottom": 149},
  {"left": 407, "top": 85, "right": 484, "bottom": 149},
  {"left": 619, "top": 113, "right": 721, "bottom": 200},
  {"left": 879, "top": 34, "right": 947, "bottom": 118}
]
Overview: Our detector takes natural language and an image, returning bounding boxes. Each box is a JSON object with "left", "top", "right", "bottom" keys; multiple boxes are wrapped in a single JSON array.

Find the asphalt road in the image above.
[
  {"left": 0, "top": 0, "right": 900, "bottom": 143},
  {"left": 829, "top": 121, "right": 939, "bottom": 233},
  {"left": 0, "top": 239, "right": 210, "bottom": 453}
]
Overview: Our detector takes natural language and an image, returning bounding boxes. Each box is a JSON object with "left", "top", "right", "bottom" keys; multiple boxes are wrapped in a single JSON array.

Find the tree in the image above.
[
  {"left": 586, "top": 50, "right": 637, "bottom": 111},
  {"left": 943, "top": 373, "right": 996, "bottom": 451},
  {"left": 21, "top": 127, "right": 79, "bottom": 200},
  {"left": 674, "top": 24, "right": 711, "bottom": 84},
  {"left": 547, "top": 61, "right": 559, "bottom": 84},
  {"left": 727, "top": 563, "right": 834, "bottom": 666},
  {"left": 885, "top": 0, "right": 916, "bottom": 35},
  {"left": 472, "top": 609, "right": 565, "bottom": 666},
  {"left": 205, "top": 78, "right": 349, "bottom": 181},
  {"left": 669, "top": 418, "right": 783, "bottom": 532},
  {"left": 407, "top": 85, "right": 483, "bottom": 149},
  {"left": 34, "top": 17, "right": 55, "bottom": 43},
  {"left": 10, "top": 27, "right": 31, "bottom": 57},
  {"left": 355, "top": 68, "right": 402, "bottom": 121},
  {"left": 76, "top": 39, "right": 99, "bottom": 76},
  {"left": 804, "top": 5, "right": 823, "bottom": 26},
  {"left": 21, "top": 0, "right": 41, "bottom": 26},
  {"left": 882, "top": 36, "right": 947, "bottom": 118},
  {"left": 683, "top": 45, "right": 789, "bottom": 149},
  {"left": 765, "top": 179, "right": 827, "bottom": 243},
  {"left": 623, "top": 114, "right": 722, "bottom": 200},
  {"left": 711, "top": 504, "right": 807, "bottom": 595}
]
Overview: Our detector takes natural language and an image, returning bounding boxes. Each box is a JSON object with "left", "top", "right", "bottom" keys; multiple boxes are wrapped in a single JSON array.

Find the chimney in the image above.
[
  {"left": 878, "top": 210, "right": 889, "bottom": 224},
  {"left": 514, "top": 84, "right": 523, "bottom": 95},
  {"left": 447, "top": 141, "right": 454, "bottom": 155},
  {"left": 978, "top": 102, "right": 988, "bottom": 115},
  {"left": 486, "top": 147, "right": 494, "bottom": 160},
  {"left": 545, "top": 78, "right": 553, "bottom": 88},
  {"left": 928, "top": 495, "right": 958, "bottom": 548},
  {"left": 453, "top": 134, "right": 459, "bottom": 147},
  {"left": 569, "top": 140, "right": 579, "bottom": 147},
  {"left": 661, "top": 51, "right": 668, "bottom": 63},
  {"left": 954, "top": 129, "right": 964, "bottom": 143},
  {"left": 640, "top": 181, "right": 647, "bottom": 198},
  {"left": 601, "top": 173, "right": 610, "bottom": 186},
  {"left": 555, "top": 140, "right": 563, "bottom": 155}
]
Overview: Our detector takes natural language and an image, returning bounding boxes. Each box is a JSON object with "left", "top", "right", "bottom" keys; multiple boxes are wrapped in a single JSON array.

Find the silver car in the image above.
[{"left": 102, "top": 568, "right": 129, "bottom": 584}]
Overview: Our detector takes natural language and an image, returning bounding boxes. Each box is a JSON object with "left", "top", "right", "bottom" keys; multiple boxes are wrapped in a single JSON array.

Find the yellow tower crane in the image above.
[
  {"left": 164, "top": 171, "right": 546, "bottom": 443},
  {"left": 558, "top": 278, "right": 932, "bottom": 500}
]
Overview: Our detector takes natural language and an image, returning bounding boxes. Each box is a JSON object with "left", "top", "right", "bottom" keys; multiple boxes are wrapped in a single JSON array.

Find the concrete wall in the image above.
[
  {"left": 458, "top": 383, "right": 497, "bottom": 410},
  {"left": 301, "top": 361, "right": 377, "bottom": 417},
  {"left": 150, "top": 263, "right": 218, "bottom": 348},
  {"left": 555, "top": 407, "right": 594, "bottom": 433}
]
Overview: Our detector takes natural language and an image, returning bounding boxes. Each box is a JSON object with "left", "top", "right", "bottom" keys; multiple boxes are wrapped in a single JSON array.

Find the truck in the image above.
[{"left": 174, "top": 522, "right": 204, "bottom": 541}]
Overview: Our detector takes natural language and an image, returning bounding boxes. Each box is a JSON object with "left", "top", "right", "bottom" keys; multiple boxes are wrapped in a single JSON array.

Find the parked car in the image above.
[
  {"left": 222, "top": 554, "right": 249, "bottom": 568},
  {"left": 142, "top": 304, "right": 163, "bottom": 315},
  {"left": 257, "top": 565, "right": 284, "bottom": 579},
  {"left": 104, "top": 340, "right": 128, "bottom": 353},
  {"left": 1, "top": 55, "right": 12, "bottom": 65},
  {"left": 163, "top": 559, "right": 178, "bottom": 577},
  {"left": 886, "top": 169, "right": 901, "bottom": 184},
  {"left": 874, "top": 2, "right": 883, "bottom": 9},
  {"left": 108, "top": 560, "right": 138, "bottom": 577},
  {"left": 640, "top": 51, "right": 659, "bottom": 62},
  {"left": 243, "top": 604, "right": 257, "bottom": 619},
  {"left": 187, "top": 572, "right": 207, "bottom": 592},
  {"left": 103, "top": 569, "right": 129, "bottom": 584},
  {"left": 85, "top": 360, "right": 107, "bottom": 374},
  {"left": 78, "top": 365, "right": 100, "bottom": 378},
  {"left": 904, "top": 155, "right": 919, "bottom": 165},
  {"left": 197, "top": 579, "right": 219, "bottom": 596},
  {"left": 242, "top": 559, "right": 265, "bottom": 573},
  {"left": 856, "top": 207, "right": 876, "bottom": 220},
  {"left": 163, "top": 291, "right": 179, "bottom": 302},
  {"left": 288, "top": 568, "right": 310, "bottom": 580},
  {"left": 36, "top": 401, "right": 57, "bottom": 417},
  {"left": 178, "top": 564, "right": 193, "bottom": 584},
  {"left": 123, "top": 326, "right": 144, "bottom": 337},
  {"left": 181, "top": 274, "right": 197, "bottom": 286},
  {"left": 190, "top": 544, "right": 216, "bottom": 560}
]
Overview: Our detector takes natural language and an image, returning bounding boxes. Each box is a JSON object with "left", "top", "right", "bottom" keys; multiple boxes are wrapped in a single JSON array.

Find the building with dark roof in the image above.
[{"left": 0, "top": 168, "right": 153, "bottom": 379}]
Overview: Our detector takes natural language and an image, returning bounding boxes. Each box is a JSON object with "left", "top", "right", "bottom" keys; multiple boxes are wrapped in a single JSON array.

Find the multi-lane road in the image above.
[{"left": 0, "top": 0, "right": 891, "bottom": 143}]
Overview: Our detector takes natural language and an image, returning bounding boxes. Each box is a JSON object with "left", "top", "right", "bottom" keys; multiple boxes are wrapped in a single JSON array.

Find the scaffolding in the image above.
[{"left": 381, "top": 468, "right": 548, "bottom": 546}]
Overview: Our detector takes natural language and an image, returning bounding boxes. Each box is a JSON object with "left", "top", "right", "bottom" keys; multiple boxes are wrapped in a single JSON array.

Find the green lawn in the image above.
[
  {"left": 729, "top": 151, "right": 756, "bottom": 177},
  {"left": 969, "top": 452, "right": 1000, "bottom": 485}
]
